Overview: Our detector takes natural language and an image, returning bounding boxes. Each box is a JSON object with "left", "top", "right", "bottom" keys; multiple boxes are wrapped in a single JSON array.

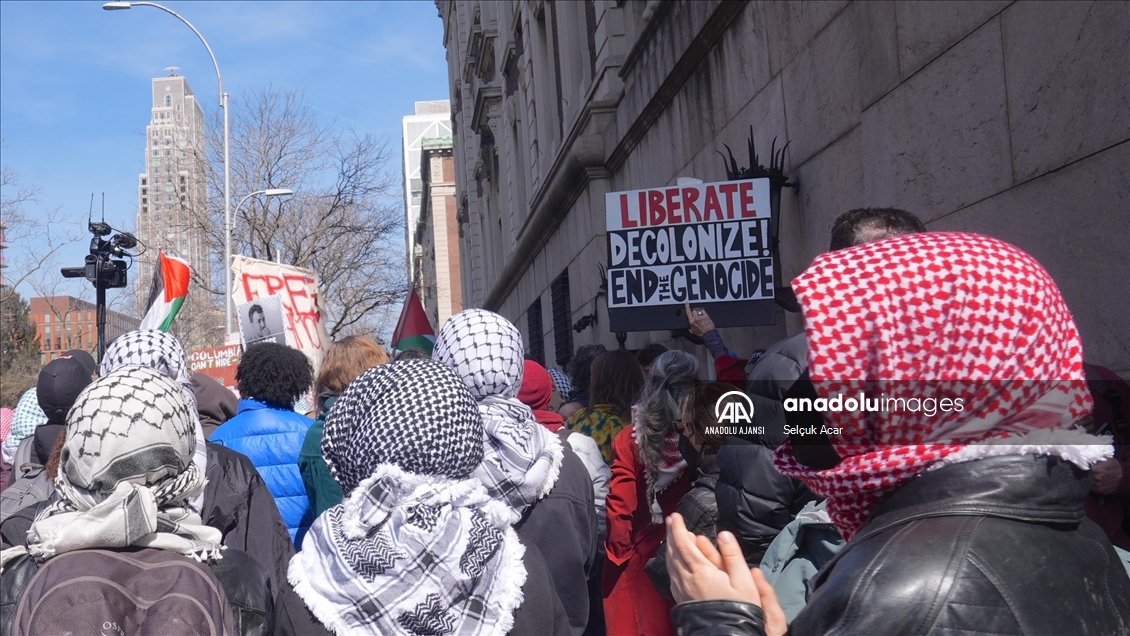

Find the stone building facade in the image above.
[
  {"left": 438, "top": 0, "right": 1129, "bottom": 374},
  {"left": 414, "top": 137, "right": 463, "bottom": 328}
]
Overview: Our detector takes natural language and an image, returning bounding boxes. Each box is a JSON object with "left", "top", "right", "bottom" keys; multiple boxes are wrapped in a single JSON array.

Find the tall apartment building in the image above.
[
  {"left": 438, "top": 1, "right": 1129, "bottom": 375},
  {"left": 413, "top": 137, "right": 462, "bottom": 328},
  {"left": 402, "top": 100, "right": 452, "bottom": 281},
  {"left": 135, "top": 70, "right": 210, "bottom": 316}
]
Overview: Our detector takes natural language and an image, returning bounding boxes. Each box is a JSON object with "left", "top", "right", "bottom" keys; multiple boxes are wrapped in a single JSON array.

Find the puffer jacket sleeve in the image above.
[
  {"left": 715, "top": 442, "right": 817, "bottom": 566},
  {"left": 203, "top": 443, "right": 296, "bottom": 601},
  {"left": 646, "top": 487, "right": 720, "bottom": 602}
]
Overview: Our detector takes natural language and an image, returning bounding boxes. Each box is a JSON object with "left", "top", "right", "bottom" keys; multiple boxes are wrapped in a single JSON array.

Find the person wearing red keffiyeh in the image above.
[{"left": 666, "top": 232, "right": 1130, "bottom": 636}]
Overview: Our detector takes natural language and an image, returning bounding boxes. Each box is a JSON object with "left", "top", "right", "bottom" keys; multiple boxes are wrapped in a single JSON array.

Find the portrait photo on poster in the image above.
[{"left": 238, "top": 294, "right": 288, "bottom": 348}]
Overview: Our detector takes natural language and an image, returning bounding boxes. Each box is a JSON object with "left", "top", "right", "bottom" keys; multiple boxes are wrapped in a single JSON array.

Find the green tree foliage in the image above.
[{"left": 0, "top": 289, "right": 41, "bottom": 407}]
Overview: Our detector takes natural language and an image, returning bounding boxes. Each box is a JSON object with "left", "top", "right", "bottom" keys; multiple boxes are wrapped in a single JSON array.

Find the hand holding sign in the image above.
[{"left": 685, "top": 303, "right": 716, "bottom": 337}]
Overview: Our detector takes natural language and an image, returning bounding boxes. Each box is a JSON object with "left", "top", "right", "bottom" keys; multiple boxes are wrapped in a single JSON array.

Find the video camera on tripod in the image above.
[
  {"left": 60, "top": 221, "right": 138, "bottom": 289},
  {"left": 60, "top": 215, "right": 139, "bottom": 361}
]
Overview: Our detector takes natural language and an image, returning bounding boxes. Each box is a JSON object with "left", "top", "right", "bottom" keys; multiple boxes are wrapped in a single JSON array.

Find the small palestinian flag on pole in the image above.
[
  {"left": 139, "top": 251, "right": 191, "bottom": 332},
  {"left": 391, "top": 287, "right": 436, "bottom": 355}
]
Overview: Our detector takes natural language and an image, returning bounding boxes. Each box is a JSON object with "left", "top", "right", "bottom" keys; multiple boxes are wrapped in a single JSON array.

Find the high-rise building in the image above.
[
  {"left": 402, "top": 100, "right": 452, "bottom": 281},
  {"left": 135, "top": 69, "right": 210, "bottom": 316},
  {"left": 412, "top": 136, "right": 461, "bottom": 329}
]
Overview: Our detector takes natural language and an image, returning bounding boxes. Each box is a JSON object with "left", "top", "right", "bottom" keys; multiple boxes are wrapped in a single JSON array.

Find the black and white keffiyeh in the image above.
[
  {"left": 294, "top": 360, "right": 526, "bottom": 636},
  {"left": 322, "top": 359, "right": 485, "bottom": 493},
  {"left": 432, "top": 309, "right": 563, "bottom": 519},
  {"left": 100, "top": 330, "right": 208, "bottom": 513},
  {"left": 0, "top": 366, "right": 221, "bottom": 569}
]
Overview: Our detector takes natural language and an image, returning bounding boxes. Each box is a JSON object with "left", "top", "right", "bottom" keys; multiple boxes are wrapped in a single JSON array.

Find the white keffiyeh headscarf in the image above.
[
  {"left": 100, "top": 330, "right": 209, "bottom": 514},
  {"left": 295, "top": 360, "right": 527, "bottom": 636},
  {"left": 432, "top": 309, "right": 563, "bottom": 520},
  {"left": 0, "top": 366, "right": 222, "bottom": 570}
]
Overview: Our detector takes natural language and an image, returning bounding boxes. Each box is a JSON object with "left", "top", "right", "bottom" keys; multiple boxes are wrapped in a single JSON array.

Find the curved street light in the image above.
[
  {"left": 233, "top": 187, "right": 295, "bottom": 265},
  {"left": 103, "top": 1, "right": 235, "bottom": 333}
]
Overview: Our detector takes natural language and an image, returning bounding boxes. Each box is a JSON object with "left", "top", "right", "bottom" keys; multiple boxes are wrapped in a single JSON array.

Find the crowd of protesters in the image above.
[{"left": 1, "top": 208, "right": 1128, "bottom": 635}]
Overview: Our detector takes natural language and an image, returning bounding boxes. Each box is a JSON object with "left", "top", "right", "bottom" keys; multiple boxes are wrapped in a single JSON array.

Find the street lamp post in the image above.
[
  {"left": 103, "top": 1, "right": 235, "bottom": 332},
  {"left": 231, "top": 187, "right": 295, "bottom": 276}
]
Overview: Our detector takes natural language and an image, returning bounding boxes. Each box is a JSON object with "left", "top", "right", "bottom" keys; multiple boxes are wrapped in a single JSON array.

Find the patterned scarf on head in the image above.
[
  {"left": 1, "top": 389, "right": 47, "bottom": 465},
  {"left": 294, "top": 359, "right": 527, "bottom": 636},
  {"left": 432, "top": 309, "right": 564, "bottom": 520},
  {"left": 547, "top": 368, "right": 573, "bottom": 402},
  {"left": 100, "top": 330, "right": 208, "bottom": 513},
  {"left": 0, "top": 408, "right": 13, "bottom": 446},
  {"left": 774, "top": 233, "right": 1104, "bottom": 540},
  {"left": 0, "top": 366, "right": 221, "bottom": 570}
]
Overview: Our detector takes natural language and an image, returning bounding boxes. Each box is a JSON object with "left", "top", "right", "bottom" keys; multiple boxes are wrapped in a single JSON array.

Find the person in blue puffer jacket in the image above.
[{"left": 211, "top": 342, "right": 315, "bottom": 546}]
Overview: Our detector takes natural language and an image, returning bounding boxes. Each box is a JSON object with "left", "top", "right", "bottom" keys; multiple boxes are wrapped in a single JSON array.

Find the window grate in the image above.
[
  {"left": 551, "top": 268, "right": 573, "bottom": 369},
  {"left": 527, "top": 297, "right": 545, "bottom": 365}
]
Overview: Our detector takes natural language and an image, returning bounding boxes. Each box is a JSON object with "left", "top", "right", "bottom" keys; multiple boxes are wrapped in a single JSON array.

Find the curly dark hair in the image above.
[
  {"left": 636, "top": 343, "right": 668, "bottom": 369},
  {"left": 566, "top": 344, "right": 606, "bottom": 399},
  {"left": 236, "top": 342, "right": 313, "bottom": 408},
  {"left": 828, "top": 208, "right": 926, "bottom": 251}
]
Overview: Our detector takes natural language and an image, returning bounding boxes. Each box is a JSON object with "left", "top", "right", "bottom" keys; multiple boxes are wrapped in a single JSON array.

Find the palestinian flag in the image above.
[
  {"left": 139, "top": 252, "right": 190, "bottom": 332},
  {"left": 391, "top": 288, "right": 436, "bottom": 355}
]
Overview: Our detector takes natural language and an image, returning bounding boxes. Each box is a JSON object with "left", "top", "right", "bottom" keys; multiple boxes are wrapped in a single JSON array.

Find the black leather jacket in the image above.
[{"left": 672, "top": 454, "right": 1130, "bottom": 636}]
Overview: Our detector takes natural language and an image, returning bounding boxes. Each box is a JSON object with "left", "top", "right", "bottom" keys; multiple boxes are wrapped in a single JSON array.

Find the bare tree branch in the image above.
[{"left": 189, "top": 86, "right": 407, "bottom": 340}]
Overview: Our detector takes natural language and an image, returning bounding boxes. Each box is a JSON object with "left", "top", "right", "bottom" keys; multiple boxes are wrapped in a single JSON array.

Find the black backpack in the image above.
[{"left": 12, "top": 548, "right": 236, "bottom": 636}]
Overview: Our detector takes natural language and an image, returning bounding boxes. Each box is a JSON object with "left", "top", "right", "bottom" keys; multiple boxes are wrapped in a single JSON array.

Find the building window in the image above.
[
  {"left": 142, "top": 197, "right": 147, "bottom": 204},
  {"left": 179, "top": 176, "right": 185, "bottom": 184},
  {"left": 164, "top": 95, "right": 172, "bottom": 107},
  {"left": 527, "top": 298, "right": 545, "bottom": 365},
  {"left": 166, "top": 195, "right": 173, "bottom": 202},
  {"left": 142, "top": 206, "right": 148, "bottom": 213},
  {"left": 152, "top": 150, "right": 160, "bottom": 156},
  {"left": 141, "top": 178, "right": 147, "bottom": 186},
  {"left": 165, "top": 149, "right": 171, "bottom": 156},
  {"left": 551, "top": 268, "right": 573, "bottom": 369},
  {"left": 154, "top": 168, "right": 160, "bottom": 174}
]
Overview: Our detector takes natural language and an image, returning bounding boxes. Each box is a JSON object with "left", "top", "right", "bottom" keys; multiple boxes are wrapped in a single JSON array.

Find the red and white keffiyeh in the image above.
[{"left": 774, "top": 232, "right": 1099, "bottom": 539}]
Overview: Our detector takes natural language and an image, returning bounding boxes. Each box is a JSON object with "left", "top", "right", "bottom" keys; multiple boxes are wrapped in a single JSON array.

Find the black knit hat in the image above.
[
  {"left": 321, "top": 358, "right": 484, "bottom": 494},
  {"left": 37, "top": 357, "right": 95, "bottom": 425}
]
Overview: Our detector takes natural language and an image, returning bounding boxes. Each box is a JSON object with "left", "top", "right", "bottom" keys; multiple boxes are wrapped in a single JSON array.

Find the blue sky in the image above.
[{"left": 1, "top": 0, "right": 450, "bottom": 301}]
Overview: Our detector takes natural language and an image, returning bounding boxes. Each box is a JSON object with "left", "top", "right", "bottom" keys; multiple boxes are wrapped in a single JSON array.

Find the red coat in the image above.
[{"left": 603, "top": 426, "right": 692, "bottom": 636}]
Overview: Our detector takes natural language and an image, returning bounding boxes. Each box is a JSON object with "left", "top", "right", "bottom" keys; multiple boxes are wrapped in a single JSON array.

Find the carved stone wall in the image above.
[{"left": 438, "top": 0, "right": 1129, "bottom": 374}]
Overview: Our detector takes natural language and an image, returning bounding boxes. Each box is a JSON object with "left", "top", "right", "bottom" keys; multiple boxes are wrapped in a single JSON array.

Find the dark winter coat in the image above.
[
  {"left": 274, "top": 540, "right": 572, "bottom": 636},
  {"left": 716, "top": 332, "right": 817, "bottom": 566},
  {"left": 211, "top": 398, "right": 315, "bottom": 545},
  {"left": 645, "top": 456, "right": 720, "bottom": 601},
  {"left": 192, "top": 372, "right": 239, "bottom": 440},
  {"left": 1, "top": 547, "right": 274, "bottom": 636},
  {"left": 0, "top": 442, "right": 295, "bottom": 605},
  {"left": 515, "top": 444, "right": 598, "bottom": 636},
  {"left": 297, "top": 395, "right": 344, "bottom": 519}
]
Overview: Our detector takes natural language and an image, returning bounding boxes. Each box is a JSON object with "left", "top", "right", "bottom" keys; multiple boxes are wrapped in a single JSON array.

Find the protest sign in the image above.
[
  {"left": 237, "top": 294, "right": 288, "bottom": 348},
  {"left": 231, "top": 255, "right": 332, "bottom": 373},
  {"left": 605, "top": 178, "right": 777, "bottom": 331},
  {"left": 188, "top": 345, "right": 242, "bottom": 390}
]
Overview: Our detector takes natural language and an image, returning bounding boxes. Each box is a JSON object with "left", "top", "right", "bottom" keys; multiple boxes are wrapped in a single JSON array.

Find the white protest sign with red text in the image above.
[{"left": 231, "top": 255, "right": 332, "bottom": 373}]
